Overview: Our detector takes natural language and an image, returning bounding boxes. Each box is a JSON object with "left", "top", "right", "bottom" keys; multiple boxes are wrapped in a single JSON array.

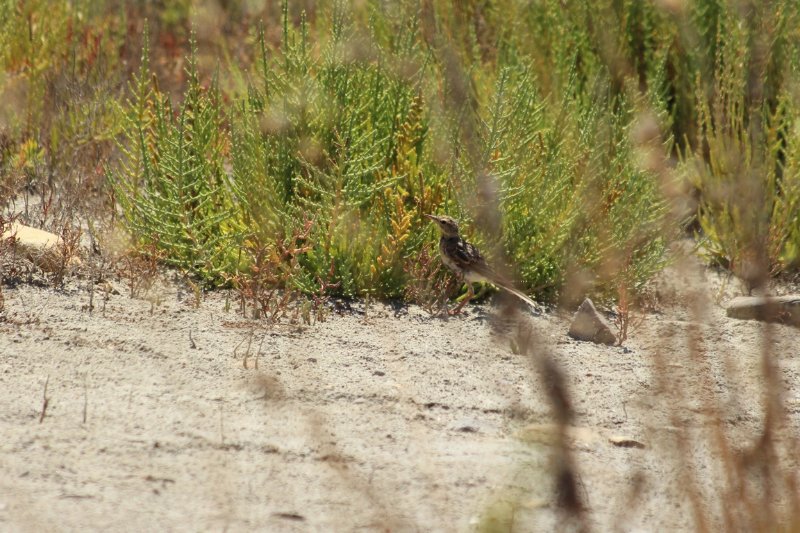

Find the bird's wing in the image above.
[
  {"left": 443, "top": 238, "right": 488, "bottom": 269},
  {"left": 445, "top": 239, "right": 537, "bottom": 309},
  {"left": 443, "top": 237, "right": 516, "bottom": 286}
]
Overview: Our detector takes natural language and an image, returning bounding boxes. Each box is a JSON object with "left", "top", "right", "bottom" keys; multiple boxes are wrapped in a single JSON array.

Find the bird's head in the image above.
[{"left": 424, "top": 214, "right": 460, "bottom": 237}]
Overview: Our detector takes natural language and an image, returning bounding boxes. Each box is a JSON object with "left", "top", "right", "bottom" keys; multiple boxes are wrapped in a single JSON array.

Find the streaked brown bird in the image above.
[{"left": 425, "top": 214, "right": 536, "bottom": 314}]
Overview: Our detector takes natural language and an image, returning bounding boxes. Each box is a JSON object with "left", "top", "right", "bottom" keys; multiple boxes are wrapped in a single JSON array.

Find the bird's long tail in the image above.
[
  {"left": 470, "top": 263, "right": 538, "bottom": 310},
  {"left": 494, "top": 282, "right": 538, "bottom": 310}
]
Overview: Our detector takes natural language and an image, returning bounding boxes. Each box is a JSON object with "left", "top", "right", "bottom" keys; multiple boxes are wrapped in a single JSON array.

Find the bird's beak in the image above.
[{"left": 424, "top": 214, "right": 437, "bottom": 222}]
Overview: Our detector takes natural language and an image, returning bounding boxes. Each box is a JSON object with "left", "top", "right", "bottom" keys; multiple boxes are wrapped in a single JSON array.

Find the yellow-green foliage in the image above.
[
  {"left": 684, "top": 2, "right": 800, "bottom": 277},
  {"left": 109, "top": 1, "right": 672, "bottom": 300},
  {"left": 110, "top": 34, "right": 245, "bottom": 283},
  {"left": 5, "top": 0, "right": 800, "bottom": 302},
  {"left": 0, "top": 0, "right": 124, "bottom": 204}
]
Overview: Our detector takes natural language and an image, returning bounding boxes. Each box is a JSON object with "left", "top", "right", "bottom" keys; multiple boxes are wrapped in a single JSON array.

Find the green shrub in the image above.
[
  {"left": 0, "top": 0, "right": 125, "bottom": 214},
  {"left": 683, "top": 2, "right": 800, "bottom": 280},
  {"left": 110, "top": 34, "right": 245, "bottom": 283},
  {"left": 110, "top": 1, "right": 673, "bottom": 303}
]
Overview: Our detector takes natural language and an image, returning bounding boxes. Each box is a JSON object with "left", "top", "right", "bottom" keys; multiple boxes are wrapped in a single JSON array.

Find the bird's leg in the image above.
[
  {"left": 450, "top": 282, "right": 474, "bottom": 315},
  {"left": 441, "top": 272, "right": 461, "bottom": 317},
  {"left": 452, "top": 273, "right": 472, "bottom": 303}
]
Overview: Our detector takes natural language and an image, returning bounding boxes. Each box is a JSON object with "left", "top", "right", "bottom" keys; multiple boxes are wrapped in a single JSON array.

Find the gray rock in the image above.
[
  {"left": 568, "top": 298, "right": 617, "bottom": 345},
  {"left": 726, "top": 295, "right": 800, "bottom": 326}
]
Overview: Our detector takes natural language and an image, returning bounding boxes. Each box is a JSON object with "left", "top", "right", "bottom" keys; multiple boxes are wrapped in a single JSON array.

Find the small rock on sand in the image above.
[
  {"left": 568, "top": 298, "right": 617, "bottom": 345},
  {"left": 726, "top": 295, "right": 800, "bottom": 326},
  {"left": 2, "top": 222, "right": 82, "bottom": 272}
]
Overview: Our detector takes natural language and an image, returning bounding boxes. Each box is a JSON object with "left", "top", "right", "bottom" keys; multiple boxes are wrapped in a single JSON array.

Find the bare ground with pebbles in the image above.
[{"left": 1, "top": 263, "right": 799, "bottom": 532}]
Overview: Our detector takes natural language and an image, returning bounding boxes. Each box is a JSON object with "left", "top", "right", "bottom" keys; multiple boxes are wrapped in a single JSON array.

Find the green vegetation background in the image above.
[{"left": 2, "top": 0, "right": 799, "bottom": 305}]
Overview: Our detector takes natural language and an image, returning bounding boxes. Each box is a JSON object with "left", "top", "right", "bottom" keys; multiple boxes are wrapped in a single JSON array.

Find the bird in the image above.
[{"left": 424, "top": 214, "right": 537, "bottom": 314}]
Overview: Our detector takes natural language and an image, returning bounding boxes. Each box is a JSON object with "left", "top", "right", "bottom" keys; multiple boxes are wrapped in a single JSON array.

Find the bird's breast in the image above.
[{"left": 439, "top": 239, "right": 462, "bottom": 273}]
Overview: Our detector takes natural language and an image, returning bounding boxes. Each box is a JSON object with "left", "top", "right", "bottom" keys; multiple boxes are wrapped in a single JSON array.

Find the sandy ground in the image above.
[{"left": 1, "top": 263, "right": 799, "bottom": 532}]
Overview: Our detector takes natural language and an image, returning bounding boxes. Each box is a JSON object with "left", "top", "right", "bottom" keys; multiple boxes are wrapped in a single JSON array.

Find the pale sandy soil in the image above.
[{"left": 1, "top": 260, "right": 799, "bottom": 532}]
